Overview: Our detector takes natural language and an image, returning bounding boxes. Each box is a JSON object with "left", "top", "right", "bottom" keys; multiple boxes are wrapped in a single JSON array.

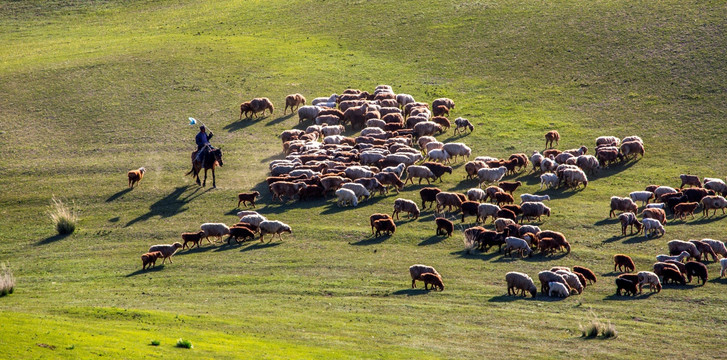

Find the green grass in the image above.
[{"left": 1, "top": 0, "right": 726, "bottom": 358}]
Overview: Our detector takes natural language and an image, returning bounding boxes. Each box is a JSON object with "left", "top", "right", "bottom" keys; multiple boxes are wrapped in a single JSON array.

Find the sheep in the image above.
[
  {"left": 494, "top": 218, "right": 516, "bottom": 233},
  {"left": 503, "top": 237, "right": 533, "bottom": 258},
  {"left": 477, "top": 167, "right": 507, "bottom": 188},
  {"left": 673, "top": 202, "right": 699, "bottom": 220},
  {"left": 561, "top": 168, "right": 588, "bottom": 188},
  {"left": 536, "top": 230, "right": 571, "bottom": 254},
  {"left": 519, "top": 225, "right": 542, "bottom": 238},
  {"left": 409, "top": 264, "right": 440, "bottom": 288},
  {"left": 412, "top": 121, "right": 443, "bottom": 139},
  {"left": 701, "top": 238, "right": 727, "bottom": 258},
  {"left": 270, "top": 181, "right": 307, "bottom": 203},
  {"left": 464, "top": 161, "right": 487, "bottom": 180},
  {"left": 615, "top": 278, "right": 638, "bottom": 296},
  {"left": 435, "top": 217, "right": 454, "bottom": 237},
  {"left": 642, "top": 208, "right": 666, "bottom": 225},
  {"left": 499, "top": 181, "right": 522, "bottom": 194},
  {"left": 629, "top": 191, "right": 654, "bottom": 206},
  {"left": 545, "top": 130, "right": 560, "bottom": 148},
  {"left": 665, "top": 260, "right": 688, "bottom": 276},
  {"left": 688, "top": 240, "right": 718, "bottom": 262},
  {"left": 148, "top": 242, "right": 183, "bottom": 264},
  {"left": 141, "top": 251, "right": 163, "bottom": 269},
  {"left": 539, "top": 173, "right": 559, "bottom": 190},
  {"left": 467, "top": 188, "right": 487, "bottom": 202},
  {"left": 701, "top": 195, "right": 727, "bottom": 216},
  {"left": 239, "top": 214, "right": 267, "bottom": 229},
  {"left": 396, "top": 94, "right": 416, "bottom": 108},
  {"left": 284, "top": 93, "right": 306, "bottom": 114},
  {"left": 685, "top": 261, "right": 708, "bottom": 285},
  {"left": 422, "top": 162, "right": 452, "bottom": 182},
  {"left": 636, "top": 271, "right": 661, "bottom": 293},
  {"left": 360, "top": 127, "right": 386, "bottom": 137},
  {"left": 494, "top": 192, "right": 514, "bottom": 206},
  {"left": 127, "top": 167, "right": 146, "bottom": 188},
  {"left": 642, "top": 218, "right": 665, "bottom": 238},
  {"left": 596, "top": 136, "right": 620, "bottom": 147},
  {"left": 497, "top": 208, "right": 518, "bottom": 222},
  {"left": 242, "top": 97, "right": 274, "bottom": 118},
  {"left": 344, "top": 166, "right": 377, "bottom": 180},
  {"left": 235, "top": 191, "right": 261, "bottom": 208},
  {"left": 477, "top": 203, "right": 500, "bottom": 223},
  {"left": 382, "top": 163, "right": 406, "bottom": 179},
  {"left": 613, "top": 254, "right": 635, "bottom": 272},
  {"left": 622, "top": 135, "right": 643, "bottom": 144},
  {"left": 453, "top": 117, "right": 474, "bottom": 135},
  {"left": 520, "top": 202, "right": 551, "bottom": 223},
  {"left": 609, "top": 196, "right": 638, "bottom": 217},
  {"left": 656, "top": 251, "right": 690, "bottom": 263},
  {"left": 682, "top": 187, "right": 715, "bottom": 203},
  {"left": 335, "top": 188, "right": 359, "bottom": 207},
  {"left": 421, "top": 273, "right": 445, "bottom": 291},
  {"left": 181, "top": 230, "right": 206, "bottom": 249},
  {"left": 575, "top": 155, "right": 600, "bottom": 174},
  {"left": 505, "top": 272, "right": 537, "bottom": 297},
  {"left": 442, "top": 143, "right": 471, "bottom": 163},
  {"left": 259, "top": 220, "right": 292, "bottom": 242},
  {"left": 321, "top": 125, "right": 345, "bottom": 137},
  {"left": 661, "top": 267, "right": 687, "bottom": 285},
  {"left": 373, "top": 218, "right": 396, "bottom": 236},
  {"left": 618, "top": 212, "right": 642, "bottom": 235},
  {"left": 620, "top": 141, "right": 644, "bottom": 159},
  {"left": 555, "top": 152, "right": 574, "bottom": 165},
  {"left": 406, "top": 165, "right": 437, "bottom": 185},
  {"left": 297, "top": 105, "right": 322, "bottom": 123},
  {"left": 572, "top": 266, "right": 597, "bottom": 285},
  {"left": 200, "top": 223, "right": 231, "bottom": 244},
  {"left": 644, "top": 203, "right": 665, "bottom": 210},
  {"left": 653, "top": 262, "right": 681, "bottom": 278},
  {"left": 555, "top": 270, "right": 583, "bottom": 294},
  {"left": 365, "top": 118, "right": 387, "bottom": 129},
  {"left": 368, "top": 213, "right": 393, "bottom": 235},
  {"left": 374, "top": 172, "right": 404, "bottom": 193},
  {"left": 461, "top": 201, "right": 481, "bottom": 222},
  {"left": 483, "top": 186, "right": 504, "bottom": 203},
  {"left": 548, "top": 282, "right": 570, "bottom": 298},
  {"left": 341, "top": 183, "right": 370, "bottom": 201},
  {"left": 355, "top": 177, "right": 386, "bottom": 196},
  {"left": 419, "top": 187, "right": 442, "bottom": 209},
  {"left": 668, "top": 240, "right": 701, "bottom": 261},
  {"left": 427, "top": 149, "right": 451, "bottom": 164},
  {"left": 226, "top": 226, "right": 256, "bottom": 244},
  {"left": 393, "top": 198, "right": 420, "bottom": 220},
  {"left": 653, "top": 186, "right": 678, "bottom": 200},
  {"left": 435, "top": 192, "right": 463, "bottom": 213},
  {"left": 540, "top": 157, "right": 557, "bottom": 173},
  {"left": 704, "top": 179, "right": 727, "bottom": 196},
  {"left": 721, "top": 258, "right": 727, "bottom": 278},
  {"left": 424, "top": 141, "right": 444, "bottom": 154},
  {"left": 679, "top": 174, "right": 702, "bottom": 189},
  {"left": 319, "top": 176, "right": 349, "bottom": 196}
]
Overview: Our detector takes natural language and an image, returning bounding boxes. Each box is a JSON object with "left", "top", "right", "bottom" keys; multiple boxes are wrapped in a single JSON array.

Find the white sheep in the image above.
[
  {"left": 341, "top": 183, "right": 370, "bottom": 202},
  {"left": 288, "top": 169, "right": 317, "bottom": 178},
  {"left": 259, "top": 220, "right": 292, "bottom": 242},
  {"left": 495, "top": 218, "right": 516, "bottom": 232},
  {"left": 382, "top": 163, "right": 406, "bottom": 178},
  {"left": 397, "top": 94, "right": 416, "bottom": 108},
  {"left": 548, "top": 282, "right": 570, "bottom": 298},
  {"left": 335, "top": 188, "right": 359, "bottom": 207},
  {"left": 148, "top": 242, "right": 183, "bottom": 264},
  {"left": 596, "top": 136, "right": 620, "bottom": 146},
  {"left": 427, "top": 149, "right": 451, "bottom": 164},
  {"left": 555, "top": 270, "right": 583, "bottom": 294},
  {"left": 297, "top": 105, "right": 322, "bottom": 122},
  {"left": 236, "top": 210, "right": 260, "bottom": 220},
  {"left": 385, "top": 152, "right": 422, "bottom": 166},
  {"left": 520, "top": 202, "right": 551, "bottom": 223},
  {"left": 721, "top": 258, "right": 727, "bottom": 278},
  {"left": 467, "top": 188, "right": 487, "bottom": 202},
  {"left": 270, "top": 164, "right": 295, "bottom": 176},
  {"left": 476, "top": 203, "right": 499, "bottom": 223},
  {"left": 575, "top": 155, "right": 600, "bottom": 174},
  {"left": 321, "top": 125, "right": 345, "bottom": 137},
  {"left": 540, "top": 157, "right": 557, "bottom": 173},
  {"left": 530, "top": 151, "right": 544, "bottom": 172},
  {"left": 404, "top": 166, "right": 435, "bottom": 185},
  {"left": 417, "top": 136, "right": 437, "bottom": 150},
  {"left": 424, "top": 141, "right": 444, "bottom": 153},
  {"left": 656, "top": 251, "right": 690, "bottom": 263},
  {"left": 520, "top": 193, "right": 550, "bottom": 203},
  {"left": 562, "top": 168, "right": 588, "bottom": 188},
  {"left": 653, "top": 186, "right": 678, "bottom": 200},
  {"left": 239, "top": 214, "right": 268, "bottom": 228},
  {"left": 701, "top": 239, "right": 727, "bottom": 258},
  {"left": 503, "top": 237, "right": 532, "bottom": 258},
  {"left": 344, "top": 166, "right": 376, "bottom": 180},
  {"left": 312, "top": 94, "right": 338, "bottom": 105},
  {"left": 621, "top": 135, "right": 643, "bottom": 144},
  {"left": 442, "top": 143, "right": 471, "bottom": 163},
  {"left": 360, "top": 127, "right": 385, "bottom": 137},
  {"left": 475, "top": 156, "right": 497, "bottom": 163},
  {"left": 704, "top": 180, "right": 727, "bottom": 196},
  {"left": 637, "top": 271, "right": 661, "bottom": 293},
  {"left": 364, "top": 118, "right": 386, "bottom": 129},
  {"left": 505, "top": 272, "right": 537, "bottom": 297},
  {"left": 539, "top": 173, "right": 559, "bottom": 190},
  {"left": 520, "top": 225, "right": 542, "bottom": 236},
  {"left": 642, "top": 218, "right": 665, "bottom": 237},
  {"left": 360, "top": 152, "right": 387, "bottom": 165},
  {"left": 477, "top": 166, "right": 507, "bottom": 188},
  {"left": 200, "top": 223, "right": 231, "bottom": 244},
  {"left": 667, "top": 240, "right": 701, "bottom": 261}
]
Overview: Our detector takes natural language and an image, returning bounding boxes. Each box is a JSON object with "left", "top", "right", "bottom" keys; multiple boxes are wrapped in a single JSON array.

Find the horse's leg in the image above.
[
  {"left": 211, "top": 167, "right": 216, "bottom": 188},
  {"left": 202, "top": 167, "right": 208, "bottom": 187}
]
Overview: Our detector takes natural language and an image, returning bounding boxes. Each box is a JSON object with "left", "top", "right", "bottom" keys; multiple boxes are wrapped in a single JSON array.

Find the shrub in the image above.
[
  {"left": 150, "top": 340, "right": 160, "bottom": 346},
  {"left": 49, "top": 196, "right": 78, "bottom": 235},
  {"left": 176, "top": 338, "right": 192, "bottom": 349},
  {"left": 0, "top": 263, "right": 14, "bottom": 296},
  {"left": 579, "top": 310, "right": 617, "bottom": 339}
]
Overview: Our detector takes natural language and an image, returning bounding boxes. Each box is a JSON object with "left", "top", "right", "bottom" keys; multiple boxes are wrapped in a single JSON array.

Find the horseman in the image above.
[{"left": 194, "top": 125, "right": 214, "bottom": 163}]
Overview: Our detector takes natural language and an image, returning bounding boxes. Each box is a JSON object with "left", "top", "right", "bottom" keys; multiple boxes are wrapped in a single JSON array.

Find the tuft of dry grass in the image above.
[
  {"left": 580, "top": 310, "right": 617, "bottom": 339},
  {"left": 48, "top": 196, "right": 78, "bottom": 235},
  {"left": 0, "top": 263, "right": 15, "bottom": 296}
]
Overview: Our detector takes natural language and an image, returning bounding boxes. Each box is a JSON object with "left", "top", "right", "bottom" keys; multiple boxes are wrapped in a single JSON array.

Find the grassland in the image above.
[{"left": 1, "top": 0, "right": 727, "bottom": 358}]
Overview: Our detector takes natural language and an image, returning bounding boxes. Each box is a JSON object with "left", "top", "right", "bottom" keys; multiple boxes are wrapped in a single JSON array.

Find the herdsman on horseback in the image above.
[{"left": 187, "top": 121, "right": 223, "bottom": 188}]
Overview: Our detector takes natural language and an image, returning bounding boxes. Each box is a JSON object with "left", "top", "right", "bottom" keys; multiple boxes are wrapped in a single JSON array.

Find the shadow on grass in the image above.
[
  {"left": 126, "top": 186, "right": 208, "bottom": 227},
  {"left": 35, "top": 233, "right": 72, "bottom": 246},
  {"left": 623, "top": 235, "right": 652, "bottom": 244},
  {"left": 265, "top": 114, "right": 294, "bottom": 126},
  {"left": 687, "top": 214, "right": 727, "bottom": 225},
  {"left": 594, "top": 218, "right": 619, "bottom": 226},
  {"left": 488, "top": 294, "right": 536, "bottom": 302},
  {"left": 351, "top": 235, "right": 390, "bottom": 246},
  {"left": 126, "top": 265, "right": 165, "bottom": 277},
  {"left": 709, "top": 277, "right": 727, "bottom": 284},
  {"left": 391, "top": 289, "right": 429, "bottom": 296},
  {"left": 106, "top": 188, "right": 133, "bottom": 202},
  {"left": 603, "top": 292, "right": 657, "bottom": 300},
  {"left": 239, "top": 241, "right": 282, "bottom": 252},
  {"left": 418, "top": 235, "right": 448, "bottom": 246},
  {"left": 223, "top": 117, "right": 263, "bottom": 132},
  {"left": 174, "top": 244, "right": 218, "bottom": 256}
]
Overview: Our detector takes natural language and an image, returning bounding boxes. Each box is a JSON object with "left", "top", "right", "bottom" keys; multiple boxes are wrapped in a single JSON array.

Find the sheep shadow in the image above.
[
  {"left": 601, "top": 235, "right": 625, "bottom": 243},
  {"left": 106, "top": 188, "right": 133, "bottom": 202},
  {"left": 265, "top": 114, "right": 294, "bottom": 126},
  {"left": 526, "top": 252, "right": 569, "bottom": 262},
  {"left": 351, "top": 235, "right": 390, "bottom": 246},
  {"left": 450, "top": 249, "right": 501, "bottom": 262},
  {"left": 687, "top": 214, "right": 727, "bottom": 225},
  {"left": 450, "top": 178, "right": 478, "bottom": 192},
  {"left": 623, "top": 235, "right": 653, "bottom": 244},
  {"left": 391, "top": 289, "right": 429, "bottom": 296},
  {"left": 35, "top": 233, "right": 71, "bottom": 246},
  {"left": 213, "top": 240, "right": 257, "bottom": 251},
  {"left": 709, "top": 277, "right": 727, "bottom": 284},
  {"left": 174, "top": 244, "right": 218, "bottom": 256},
  {"left": 239, "top": 241, "right": 282, "bottom": 252},
  {"left": 603, "top": 292, "right": 656, "bottom": 300},
  {"left": 594, "top": 218, "right": 619, "bottom": 226},
  {"left": 125, "top": 265, "right": 165, "bottom": 277},
  {"left": 223, "top": 118, "right": 261, "bottom": 132},
  {"left": 126, "top": 186, "right": 207, "bottom": 227},
  {"left": 320, "top": 203, "right": 357, "bottom": 215},
  {"left": 488, "top": 294, "right": 536, "bottom": 302},
  {"left": 418, "top": 235, "right": 448, "bottom": 246}
]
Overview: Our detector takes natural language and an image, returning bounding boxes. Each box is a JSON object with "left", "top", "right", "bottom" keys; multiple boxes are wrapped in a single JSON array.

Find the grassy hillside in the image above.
[{"left": 1, "top": 0, "right": 726, "bottom": 358}]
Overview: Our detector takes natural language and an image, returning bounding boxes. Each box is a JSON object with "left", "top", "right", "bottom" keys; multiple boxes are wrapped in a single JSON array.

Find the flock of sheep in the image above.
[{"left": 133, "top": 84, "right": 727, "bottom": 299}]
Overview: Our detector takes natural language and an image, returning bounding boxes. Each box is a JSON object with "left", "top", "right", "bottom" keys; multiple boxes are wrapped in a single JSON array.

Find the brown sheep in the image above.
[
  {"left": 465, "top": 161, "right": 487, "bottom": 179},
  {"left": 419, "top": 187, "right": 442, "bottom": 209},
  {"left": 679, "top": 174, "right": 702, "bottom": 189},
  {"left": 226, "top": 226, "right": 256, "bottom": 244},
  {"left": 433, "top": 105, "right": 449, "bottom": 117},
  {"left": 373, "top": 218, "right": 396, "bottom": 237},
  {"left": 685, "top": 261, "right": 708, "bottom": 285},
  {"left": 689, "top": 240, "right": 718, "bottom": 262},
  {"left": 613, "top": 254, "right": 635, "bottom": 273},
  {"left": 369, "top": 213, "right": 392, "bottom": 235},
  {"left": 270, "top": 181, "right": 307, "bottom": 203},
  {"left": 422, "top": 162, "right": 453, "bottom": 182},
  {"left": 498, "top": 181, "right": 522, "bottom": 194},
  {"left": 141, "top": 251, "right": 163, "bottom": 270},
  {"left": 543, "top": 149, "right": 561, "bottom": 158},
  {"left": 609, "top": 196, "right": 638, "bottom": 217},
  {"left": 673, "top": 202, "right": 699, "bottom": 220},
  {"left": 181, "top": 230, "right": 206, "bottom": 249},
  {"left": 661, "top": 267, "right": 686, "bottom": 285},
  {"left": 127, "top": 167, "right": 146, "bottom": 188},
  {"left": 461, "top": 201, "right": 480, "bottom": 222},
  {"left": 545, "top": 130, "right": 560, "bottom": 148},
  {"left": 284, "top": 93, "right": 306, "bottom": 114},
  {"left": 615, "top": 277, "right": 637, "bottom": 296},
  {"left": 431, "top": 116, "right": 450, "bottom": 130},
  {"left": 538, "top": 238, "right": 560, "bottom": 255},
  {"left": 496, "top": 208, "right": 517, "bottom": 222},
  {"left": 435, "top": 192, "right": 463, "bottom": 213},
  {"left": 642, "top": 208, "right": 667, "bottom": 225},
  {"left": 572, "top": 266, "right": 597, "bottom": 284},
  {"left": 536, "top": 230, "right": 570, "bottom": 254},
  {"left": 374, "top": 172, "right": 404, "bottom": 193},
  {"left": 237, "top": 191, "right": 260, "bottom": 208},
  {"left": 241, "top": 97, "right": 274, "bottom": 118},
  {"left": 494, "top": 192, "right": 514, "bottom": 206},
  {"left": 421, "top": 272, "right": 445, "bottom": 291},
  {"left": 435, "top": 217, "right": 454, "bottom": 237},
  {"left": 653, "top": 262, "right": 681, "bottom": 278}
]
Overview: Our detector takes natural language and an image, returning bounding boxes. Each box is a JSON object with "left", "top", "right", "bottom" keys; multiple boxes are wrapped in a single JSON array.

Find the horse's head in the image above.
[{"left": 213, "top": 148, "right": 223, "bottom": 166}]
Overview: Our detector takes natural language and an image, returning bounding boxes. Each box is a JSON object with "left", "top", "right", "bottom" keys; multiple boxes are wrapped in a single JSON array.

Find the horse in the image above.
[{"left": 186, "top": 147, "right": 223, "bottom": 188}]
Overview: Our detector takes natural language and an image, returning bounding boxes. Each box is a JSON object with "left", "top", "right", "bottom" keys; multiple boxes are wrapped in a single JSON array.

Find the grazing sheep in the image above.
[
  {"left": 620, "top": 141, "right": 644, "bottom": 159},
  {"left": 442, "top": 143, "right": 471, "bottom": 163},
  {"left": 396, "top": 94, "right": 416, "bottom": 108},
  {"left": 701, "top": 238, "right": 727, "bottom": 258},
  {"left": 572, "top": 266, "right": 597, "bottom": 285},
  {"left": 368, "top": 213, "right": 393, "bottom": 235},
  {"left": 613, "top": 254, "right": 635, "bottom": 272},
  {"left": 435, "top": 217, "right": 454, "bottom": 237},
  {"left": 382, "top": 163, "right": 406, "bottom": 179},
  {"left": 609, "top": 196, "right": 638, "bottom": 217},
  {"left": 520, "top": 202, "right": 551, "bottom": 223},
  {"left": 477, "top": 167, "right": 507, "bottom": 188},
  {"left": 642, "top": 208, "right": 666, "bottom": 225},
  {"left": 503, "top": 237, "right": 533, "bottom": 258},
  {"left": 497, "top": 208, "right": 517, "bottom": 222},
  {"left": 575, "top": 155, "right": 600, "bottom": 174},
  {"left": 637, "top": 271, "right": 661, "bottom": 293},
  {"left": 226, "top": 226, "right": 256, "bottom": 244},
  {"left": 506, "top": 272, "right": 537, "bottom": 297},
  {"left": 701, "top": 195, "right": 727, "bottom": 216},
  {"left": 494, "top": 218, "right": 516, "bottom": 233},
  {"left": 664, "top": 260, "right": 687, "bottom": 275},
  {"left": 689, "top": 240, "right": 718, "bottom": 262},
  {"left": 461, "top": 201, "right": 481, "bottom": 222},
  {"left": 629, "top": 191, "right": 654, "bottom": 206},
  {"left": 181, "top": 230, "right": 206, "bottom": 249},
  {"left": 538, "top": 271, "right": 569, "bottom": 295},
  {"left": 668, "top": 240, "right": 701, "bottom": 261},
  {"left": 555, "top": 152, "right": 574, "bottom": 165},
  {"left": 596, "top": 136, "right": 620, "bottom": 147},
  {"left": 284, "top": 93, "right": 306, "bottom": 114},
  {"left": 270, "top": 181, "right": 307, "bottom": 203},
  {"left": 642, "top": 218, "right": 665, "bottom": 238},
  {"left": 148, "top": 242, "right": 183, "bottom": 264},
  {"left": 494, "top": 192, "right": 514, "bottom": 206},
  {"left": 484, "top": 186, "right": 504, "bottom": 203},
  {"left": 679, "top": 174, "right": 702, "bottom": 189},
  {"left": 259, "top": 220, "right": 292, "bottom": 242},
  {"left": 128, "top": 167, "right": 146, "bottom": 188},
  {"left": 321, "top": 125, "right": 345, "bottom": 137},
  {"left": 413, "top": 121, "right": 443, "bottom": 138},
  {"left": 418, "top": 187, "right": 442, "bottom": 209},
  {"left": 406, "top": 166, "right": 437, "bottom": 185},
  {"left": 341, "top": 183, "right": 371, "bottom": 201},
  {"left": 673, "top": 202, "right": 699, "bottom": 220},
  {"left": 538, "top": 238, "right": 561, "bottom": 255},
  {"left": 644, "top": 203, "right": 665, "bottom": 210},
  {"left": 141, "top": 251, "right": 163, "bottom": 269},
  {"left": 453, "top": 117, "right": 474, "bottom": 135},
  {"left": 464, "top": 160, "right": 487, "bottom": 180},
  {"left": 721, "top": 258, "right": 727, "bottom": 278},
  {"left": 615, "top": 278, "right": 637, "bottom": 296},
  {"left": 335, "top": 188, "right": 359, "bottom": 207},
  {"left": 374, "top": 172, "right": 404, "bottom": 193},
  {"left": 548, "top": 282, "right": 570, "bottom": 298},
  {"left": 685, "top": 261, "right": 708, "bottom": 285},
  {"left": 435, "top": 192, "right": 464, "bottom": 213},
  {"left": 200, "top": 223, "right": 231, "bottom": 244},
  {"left": 661, "top": 267, "right": 687, "bottom": 285},
  {"left": 545, "top": 130, "right": 560, "bottom": 148},
  {"left": 297, "top": 105, "right": 322, "bottom": 123},
  {"left": 422, "top": 162, "right": 453, "bottom": 182},
  {"left": 373, "top": 218, "right": 396, "bottom": 236},
  {"left": 539, "top": 173, "right": 559, "bottom": 190},
  {"left": 237, "top": 191, "right": 260, "bottom": 208},
  {"left": 467, "top": 188, "right": 487, "bottom": 202},
  {"left": 555, "top": 270, "right": 583, "bottom": 294},
  {"left": 536, "top": 230, "right": 570, "bottom": 254},
  {"left": 393, "top": 198, "right": 420, "bottom": 220},
  {"left": 477, "top": 203, "right": 500, "bottom": 223},
  {"left": 409, "top": 264, "right": 440, "bottom": 288},
  {"left": 242, "top": 97, "right": 274, "bottom": 118},
  {"left": 653, "top": 262, "right": 681, "bottom": 277},
  {"left": 618, "top": 212, "right": 642, "bottom": 235},
  {"left": 499, "top": 181, "right": 522, "bottom": 194},
  {"left": 656, "top": 251, "right": 690, "bottom": 263},
  {"left": 704, "top": 180, "right": 727, "bottom": 196},
  {"left": 427, "top": 149, "right": 451, "bottom": 164},
  {"left": 540, "top": 157, "right": 557, "bottom": 173},
  {"left": 421, "top": 273, "right": 445, "bottom": 291}
]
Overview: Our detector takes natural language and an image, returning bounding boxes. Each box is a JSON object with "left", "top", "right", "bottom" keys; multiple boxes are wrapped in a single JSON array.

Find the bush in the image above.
[
  {"left": 579, "top": 310, "right": 617, "bottom": 339},
  {"left": 49, "top": 196, "right": 78, "bottom": 235},
  {"left": 0, "top": 263, "right": 15, "bottom": 296},
  {"left": 176, "top": 338, "right": 192, "bottom": 349},
  {"left": 150, "top": 340, "right": 160, "bottom": 346}
]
